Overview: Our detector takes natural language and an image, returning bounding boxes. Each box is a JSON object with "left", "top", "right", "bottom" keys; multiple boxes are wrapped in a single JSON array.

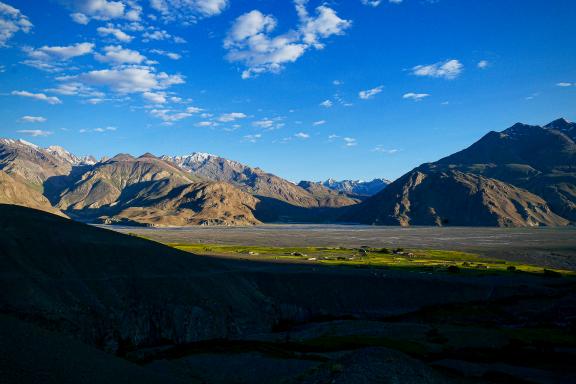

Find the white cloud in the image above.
[
  {"left": 412, "top": 59, "right": 463, "bottom": 80},
  {"left": 295, "top": 132, "right": 309, "bottom": 139},
  {"left": 45, "top": 82, "right": 104, "bottom": 98},
  {"left": 97, "top": 24, "right": 133, "bottom": 42},
  {"left": 59, "top": 67, "right": 185, "bottom": 94},
  {"left": 218, "top": 112, "right": 247, "bottom": 122},
  {"left": 149, "top": 106, "right": 201, "bottom": 122},
  {"left": 343, "top": 137, "right": 357, "bottom": 147},
  {"left": 142, "top": 91, "right": 166, "bottom": 104},
  {"left": 224, "top": 1, "right": 351, "bottom": 78},
  {"left": 312, "top": 120, "right": 326, "bottom": 126},
  {"left": 80, "top": 126, "right": 117, "bottom": 133},
  {"left": 93, "top": 126, "right": 117, "bottom": 132},
  {"left": 67, "top": 0, "right": 140, "bottom": 22},
  {"left": 320, "top": 99, "right": 333, "bottom": 108},
  {"left": 359, "top": 85, "right": 383, "bottom": 100},
  {"left": 70, "top": 12, "right": 90, "bottom": 24},
  {"left": 557, "top": 82, "right": 573, "bottom": 87},
  {"left": 196, "top": 121, "right": 215, "bottom": 127},
  {"left": 142, "top": 29, "right": 171, "bottom": 41},
  {"left": 0, "top": 2, "right": 33, "bottom": 47},
  {"left": 361, "top": 0, "right": 402, "bottom": 6},
  {"left": 403, "top": 92, "right": 430, "bottom": 101},
  {"left": 19, "top": 116, "right": 47, "bottom": 123},
  {"left": 243, "top": 133, "right": 261, "bottom": 143},
  {"left": 12, "top": 90, "right": 62, "bottom": 104},
  {"left": 150, "top": 109, "right": 191, "bottom": 122},
  {"left": 372, "top": 145, "right": 399, "bottom": 154},
  {"left": 95, "top": 45, "right": 146, "bottom": 65},
  {"left": 150, "top": 49, "right": 181, "bottom": 60},
  {"left": 25, "top": 42, "right": 94, "bottom": 61},
  {"left": 253, "top": 119, "right": 274, "bottom": 129},
  {"left": 477, "top": 60, "right": 489, "bottom": 69},
  {"left": 150, "top": 0, "right": 228, "bottom": 22},
  {"left": 17, "top": 129, "right": 52, "bottom": 137}
]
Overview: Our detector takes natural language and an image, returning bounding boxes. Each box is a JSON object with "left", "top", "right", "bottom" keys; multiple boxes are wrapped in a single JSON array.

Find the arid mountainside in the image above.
[
  {"left": 345, "top": 167, "right": 568, "bottom": 227},
  {"left": 297, "top": 180, "right": 360, "bottom": 206},
  {"left": 56, "top": 153, "right": 260, "bottom": 226},
  {"left": 162, "top": 153, "right": 357, "bottom": 208},
  {"left": 433, "top": 118, "right": 576, "bottom": 222},
  {"left": 0, "top": 139, "right": 76, "bottom": 188},
  {"left": 0, "top": 171, "right": 67, "bottom": 217},
  {"left": 345, "top": 118, "right": 575, "bottom": 227},
  {"left": 1, "top": 119, "right": 574, "bottom": 227}
]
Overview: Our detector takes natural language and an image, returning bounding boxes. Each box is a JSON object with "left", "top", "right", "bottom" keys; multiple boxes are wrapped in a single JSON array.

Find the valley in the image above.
[{"left": 113, "top": 224, "right": 576, "bottom": 270}]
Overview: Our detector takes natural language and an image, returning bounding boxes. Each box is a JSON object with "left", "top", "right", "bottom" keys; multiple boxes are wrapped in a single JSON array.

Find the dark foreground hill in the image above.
[{"left": 1, "top": 204, "right": 576, "bottom": 383}]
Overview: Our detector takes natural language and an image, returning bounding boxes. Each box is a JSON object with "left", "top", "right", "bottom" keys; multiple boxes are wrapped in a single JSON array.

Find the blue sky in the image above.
[{"left": 0, "top": 0, "right": 575, "bottom": 182}]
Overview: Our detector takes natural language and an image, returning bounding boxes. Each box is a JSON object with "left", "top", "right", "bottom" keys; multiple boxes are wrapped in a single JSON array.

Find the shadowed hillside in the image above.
[{"left": 1, "top": 204, "right": 576, "bottom": 383}]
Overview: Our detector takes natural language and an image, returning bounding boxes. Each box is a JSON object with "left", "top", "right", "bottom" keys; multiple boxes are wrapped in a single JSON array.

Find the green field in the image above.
[{"left": 166, "top": 242, "right": 574, "bottom": 276}]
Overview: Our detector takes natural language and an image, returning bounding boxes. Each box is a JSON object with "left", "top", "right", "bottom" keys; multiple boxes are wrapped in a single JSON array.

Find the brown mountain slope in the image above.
[
  {"left": 0, "top": 139, "right": 73, "bottom": 190},
  {"left": 162, "top": 153, "right": 357, "bottom": 208},
  {"left": 297, "top": 180, "right": 359, "bottom": 206},
  {"left": 434, "top": 119, "right": 576, "bottom": 221},
  {"left": 345, "top": 119, "right": 575, "bottom": 227},
  {"left": 0, "top": 171, "right": 67, "bottom": 217},
  {"left": 57, "top": 153, "right": 259, "bottom": 226},
  {"left": 102, "top": 181, "right": 260, "bottom": 226},
  {"left": 344, "top": 168, "right": 568, "bottom": 227}
]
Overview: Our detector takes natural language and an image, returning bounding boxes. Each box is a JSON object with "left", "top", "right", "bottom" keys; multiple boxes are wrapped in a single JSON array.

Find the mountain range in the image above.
[{"left": 0, "top": 118, "right": 574, "bottom": 227}]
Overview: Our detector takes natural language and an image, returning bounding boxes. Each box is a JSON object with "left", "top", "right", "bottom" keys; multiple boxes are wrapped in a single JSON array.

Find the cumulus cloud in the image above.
[
  {"left": 150, "top": 0, "right": 228, "bottom": 22},
  {"left": 359, "top": 85, "right": 383, "bottom": 100},
  {"left": 295, "top": 132, "right": 309, "bottom": 139},
  {"left": 66, "top": 0, "right": 141, "bottom": 23},
  {"left": 224, "top": 1, "right": 351, "bottom": 79},
  {"left": 59, "top": 67, "right": 184, "bottom": 94},
  {"left": 320, "top": 99, "right": 333, "bottom": 108},
  {"left": 477, "top": 60, "right": 489, "bottom": 69},
  {"left": 412, "top": 59, "right": 463, "bottom": 80},
  {"left": 312, "top": 120, "right": 326, "bottom": 126},
  {"left": 150, "top": 49, "right": 181, "bottom": 60},
  {"left": 12, "top": 90, "right": 62, "bottom": 104},
  {"left": 97, "top": 24, "right": 133, "bottom": 42},
  {"left": 25, "top": 42, "right": 95, "bottom": 61},
  {"left": 19, "top": 116, "right": 47, "bottom": 123},
  {"left": 45, "top": 82, "right": 104, "bottom": 98},
  {"left": 403, "top": 92, "right": 430, "bottom": 101},
  {"left": 243, "top": 133, "right": 261, "bottom": 143},
  {"left": 149, "top": 106, "right": 202, "bottom": 123},
  {"left": 22, "top": 42, "right": 94, "bottom": 71},
  {"left": 17, "top": 129, "right": 53, "bottom": 137},
  {"left": 142, "top": 91, "right": 166, "bottom": 104},
  {"left": 218, "top": 112, "right": 247, "bottom": 122},
  {"left": 343, "top": 137, "right": 357, "bottom": 147},
  {"left": 557, "top": 82, "right": 573, "bottom": 87},
  {"left": 95, "top": 45, "right": 146, "bottom": 65},
  {"left": 0, "top": 2, "right": 33, "bottom": 47}
]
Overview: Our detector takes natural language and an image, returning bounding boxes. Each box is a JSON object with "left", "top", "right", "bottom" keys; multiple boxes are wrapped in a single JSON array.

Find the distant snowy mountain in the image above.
[
  {"left": 161, "top": 153, "right": 359, "bottom": 209},
  {"left": 321, "top": 178, "right": 391, "bottom": 196}
]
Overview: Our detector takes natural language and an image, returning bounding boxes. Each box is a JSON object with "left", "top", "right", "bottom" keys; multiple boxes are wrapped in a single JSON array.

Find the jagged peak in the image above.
[{"left": 545, "top": 117, "right": 572, "bottom": 129}]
